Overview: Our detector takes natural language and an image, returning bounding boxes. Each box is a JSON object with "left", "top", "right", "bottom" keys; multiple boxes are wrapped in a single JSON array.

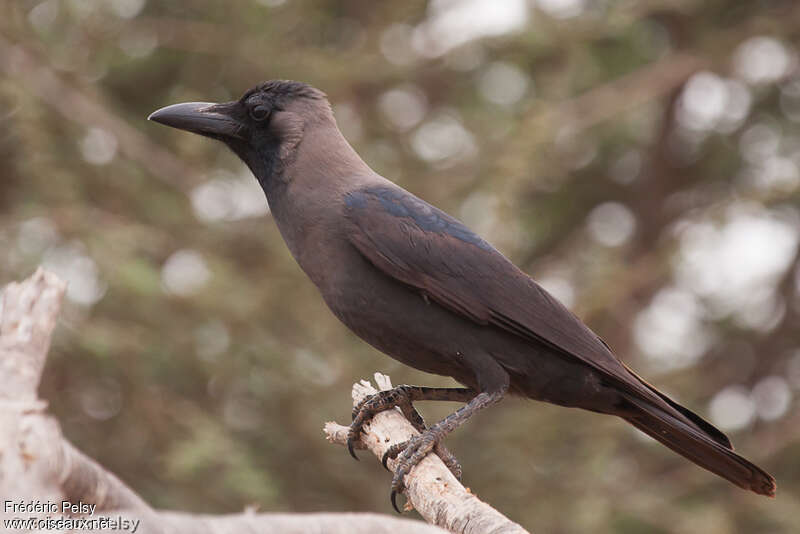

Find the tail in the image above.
[{"left": 622, "top": 393, "right": 776, "bottom": 497}]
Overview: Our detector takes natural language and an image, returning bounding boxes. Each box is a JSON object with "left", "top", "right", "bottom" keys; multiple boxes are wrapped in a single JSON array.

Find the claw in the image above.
[
  {"left": 381, "top": 450, "right": 391, "bottom": 470},
  {"left": 390, "top": 467, "right": 408, "bottom": 513},
  {"left": 347, "top": 438, "right": 359, "bottom": 460},
  {"left": 382, "top": 440, "right": 406, "bottom": 470},
  {"left": 390, "top": 490, "right": 402, "bottom": 513}
]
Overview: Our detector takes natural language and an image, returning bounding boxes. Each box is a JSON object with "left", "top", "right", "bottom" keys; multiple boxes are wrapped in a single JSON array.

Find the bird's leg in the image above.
[
  {"left": 347, "top": 386, "right": 474, "bottom": 463},
  {"left": 386, "top": 386, "right": 507, "bottom": 513},
  {"left": 391, "top": 402, "right": 462, "bottom": 481}
]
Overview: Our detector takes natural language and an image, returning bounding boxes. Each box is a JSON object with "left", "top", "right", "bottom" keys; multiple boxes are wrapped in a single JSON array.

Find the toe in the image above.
[
  {"left": 389, "top": 467, "right": 408, "bottom": 513},
  {"left": 382, "top": 440, "right": 409, "bottom": 469},
  {"left": 434, "top": 443, "right": 462, "bottom": 480}
]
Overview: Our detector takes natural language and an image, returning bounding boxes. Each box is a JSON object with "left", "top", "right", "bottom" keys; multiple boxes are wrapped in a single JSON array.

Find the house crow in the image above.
[{"left": 149, "top": 80, "right": 776, "bottom": 509}]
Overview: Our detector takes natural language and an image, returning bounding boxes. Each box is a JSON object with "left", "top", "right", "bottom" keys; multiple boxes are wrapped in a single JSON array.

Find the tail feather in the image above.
[
  {"left": 623, "top": 394, "right": 776, "bottom": 497},
  {"left": 621, "top": 361, "right": 732, "bottom": 449}
]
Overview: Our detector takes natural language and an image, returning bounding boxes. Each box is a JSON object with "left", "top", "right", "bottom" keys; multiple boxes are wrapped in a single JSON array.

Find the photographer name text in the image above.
[{"left": 4, "top": 500, "right": 96, "bottom": 515}]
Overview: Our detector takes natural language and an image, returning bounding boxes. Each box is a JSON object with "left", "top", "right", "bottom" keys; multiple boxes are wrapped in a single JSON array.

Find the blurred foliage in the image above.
[{"left": 2, "top": 0, "right": 800, "bottom": 532}]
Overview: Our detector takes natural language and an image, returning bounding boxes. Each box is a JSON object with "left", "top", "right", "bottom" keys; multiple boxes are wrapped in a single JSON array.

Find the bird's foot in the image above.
[
  {"left": 347, "top": 385, "right": 426, "bottom": 460},
  {"left": 381, "top": 427, "right": 456, "bottom": 513},
  {"left": 382, "top": 440, "right": 461, "bottom": 480}
]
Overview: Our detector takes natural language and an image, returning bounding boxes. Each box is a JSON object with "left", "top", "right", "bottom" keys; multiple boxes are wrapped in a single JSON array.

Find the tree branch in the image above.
[
  {"left": 0, "top": 269, "right": 447, "bottom": 534},
  {"left": 325, "top": 374, "right": 530, "bottom": 534}
]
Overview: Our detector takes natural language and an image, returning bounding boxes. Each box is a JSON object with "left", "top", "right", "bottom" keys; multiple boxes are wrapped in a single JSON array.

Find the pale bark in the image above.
[
  {"left": 0, "top": 269, "right": 446, "bottom": 534},
  {"left": 325, "top": 374, "right": 530, "bottom": 534}
]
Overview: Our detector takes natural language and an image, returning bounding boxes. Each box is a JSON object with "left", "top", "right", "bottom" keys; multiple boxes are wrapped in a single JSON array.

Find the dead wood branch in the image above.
[
  {"left": 0, "top": 269, "right": 446, "bottom": 534},
  {"left": 325, "top": 374, "right": 530, "bottom": 534}
]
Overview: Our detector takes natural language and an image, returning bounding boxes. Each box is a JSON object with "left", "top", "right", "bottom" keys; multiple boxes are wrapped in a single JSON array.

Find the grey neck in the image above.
[{"left": 255, "top": 122, "right": 377, "bottom": 277}]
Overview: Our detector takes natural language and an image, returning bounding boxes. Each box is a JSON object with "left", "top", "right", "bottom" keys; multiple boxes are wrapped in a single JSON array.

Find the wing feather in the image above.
[{"left": 343, "top": 185, "right": 643, "bottom": 392}]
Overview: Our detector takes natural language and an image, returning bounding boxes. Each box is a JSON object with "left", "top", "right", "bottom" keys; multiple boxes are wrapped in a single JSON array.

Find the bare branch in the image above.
[
  {"left": 0, "top": 270, "right": 449, "bottom": 534},
  {"left": 325, "top": 374, "right": 530, "bottom": 534},
  {"left": 1, "top": 267, "right": 65, "bottom": 399},
  {"left": 1, "top": 268, "right": 67, "bottom": 507}
]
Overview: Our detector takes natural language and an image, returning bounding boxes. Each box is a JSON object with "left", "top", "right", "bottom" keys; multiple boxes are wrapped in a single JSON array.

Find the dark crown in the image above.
[{"left": 241, "top": 80, "right": 326, "bottom": 102}]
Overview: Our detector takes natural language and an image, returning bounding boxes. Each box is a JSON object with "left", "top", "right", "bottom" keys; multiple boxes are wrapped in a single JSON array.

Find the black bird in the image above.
[{"left": 149, "top": 80, "right": 776, "bottom": 508}]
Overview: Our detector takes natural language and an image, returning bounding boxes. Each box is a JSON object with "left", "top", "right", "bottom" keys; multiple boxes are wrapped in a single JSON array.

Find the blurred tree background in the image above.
[{"left": 2, "top": 0, "right": 799, "bottom": 532}]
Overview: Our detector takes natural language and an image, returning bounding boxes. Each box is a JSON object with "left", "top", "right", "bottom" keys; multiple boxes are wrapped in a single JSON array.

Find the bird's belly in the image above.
[
  {"left": 320, "top": 266, "right": 480, "bottom": 387},
  {"left": 316, "top": 255, "right": 618, "bottom": 409}
]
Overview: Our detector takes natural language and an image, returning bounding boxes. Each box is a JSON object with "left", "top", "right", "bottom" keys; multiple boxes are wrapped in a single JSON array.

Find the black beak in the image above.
[{"left": 148, "top": 102, "right": 246, "bottom": 140}]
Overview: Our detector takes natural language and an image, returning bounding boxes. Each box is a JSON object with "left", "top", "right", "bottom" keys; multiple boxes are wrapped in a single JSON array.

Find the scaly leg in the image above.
[
  {"left": 391, "top": 399, "right": 463, "bottom": 481},
  {"left": 386, "top": 387, "right": 507, "bottom": 512}
]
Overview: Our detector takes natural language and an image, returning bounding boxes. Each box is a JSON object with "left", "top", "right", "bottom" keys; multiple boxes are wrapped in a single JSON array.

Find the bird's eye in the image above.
[{"left": 249, "top": 105, "right": 271, "bottom": 122}]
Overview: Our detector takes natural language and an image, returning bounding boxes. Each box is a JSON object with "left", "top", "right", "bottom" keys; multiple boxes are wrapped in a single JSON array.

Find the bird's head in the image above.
[{"left": 149, "top": 80, "right": 332, "bottom": 182}]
